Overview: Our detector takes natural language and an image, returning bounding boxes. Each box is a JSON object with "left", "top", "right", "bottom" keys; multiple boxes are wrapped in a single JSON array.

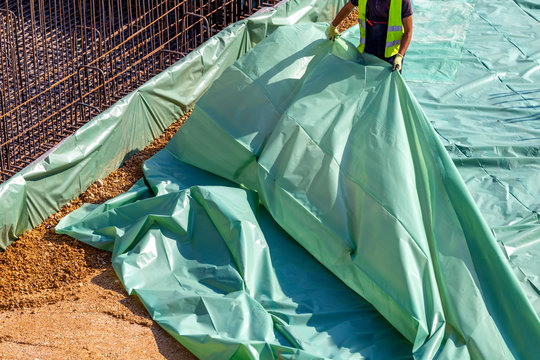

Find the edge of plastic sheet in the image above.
[{"left": 0, "top": 0, "right": 348, "bottom": 250}]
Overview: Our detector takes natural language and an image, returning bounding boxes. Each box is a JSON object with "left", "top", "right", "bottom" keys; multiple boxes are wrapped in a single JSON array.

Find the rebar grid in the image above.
[{"left": 0, "top": 0, "right": 280, "bottom": 183}]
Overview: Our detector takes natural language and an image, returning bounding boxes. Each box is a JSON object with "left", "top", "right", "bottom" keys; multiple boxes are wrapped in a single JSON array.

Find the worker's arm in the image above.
[
  {"left": 331, "top": 1, "right": 355, "bottom": 28},
  {"left": 328, "top": 1, "right": 355, "bottom": 40},
  {"left": 392, "top": 16, "right": 413, "bottom": 71},
  {"left": 398, "top": 15, "right": 413, "bottom": 56}
]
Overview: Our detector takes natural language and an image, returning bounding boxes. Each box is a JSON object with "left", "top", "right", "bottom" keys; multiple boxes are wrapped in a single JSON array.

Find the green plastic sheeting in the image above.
[
  {"left": 0, "top": 0, "right": 348, "bottom": 250},
  {"left": 342, "top": 0, "right": 540, "bottom": 318},
  {"left": 58, "top": 20, "right": 540, "bottom": 360},
  {"left": 398, "top": 0, "right": 540, "bottom": 315},
  {"left": 401, "top": 0, "right": 477, "bottom": 82},
  {"left": 58, "top": 158, "right": 413, "bottom": 359}
]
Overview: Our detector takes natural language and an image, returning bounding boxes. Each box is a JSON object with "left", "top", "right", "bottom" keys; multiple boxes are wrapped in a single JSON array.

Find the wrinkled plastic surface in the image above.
[
  {"left": 0, "top": 0, "right": 348, "bottom": 250},
  {"left": 58, "top": 157, "right": 413, "bottom": 359},
  {"left": 405, "top": 0, "right": 540, "bottom": 316},
  {"left": 58, "top": 20, "right": 540, "bottom": 360},
  {"left": 342, "top": 0, "right": 540, "bottom": 319}
]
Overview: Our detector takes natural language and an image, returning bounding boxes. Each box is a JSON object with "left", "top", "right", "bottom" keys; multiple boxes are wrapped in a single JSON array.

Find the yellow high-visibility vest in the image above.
[{"left": 358, "top": 0, "right": 403, "bottom": 58}]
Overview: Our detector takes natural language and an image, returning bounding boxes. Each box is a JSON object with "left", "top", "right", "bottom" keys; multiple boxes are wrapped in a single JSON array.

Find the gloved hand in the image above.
[
  {"left": 328, "top": 24, "right": 341, "bottom": 41},
  {"left": 392, "top": 53, "right": 403, "bottom": 72}
]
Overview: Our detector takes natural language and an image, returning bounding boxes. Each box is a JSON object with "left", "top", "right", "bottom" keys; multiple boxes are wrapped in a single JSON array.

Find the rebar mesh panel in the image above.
[{"left": 0, "top": 0, "right": 280, "bottom": 183}]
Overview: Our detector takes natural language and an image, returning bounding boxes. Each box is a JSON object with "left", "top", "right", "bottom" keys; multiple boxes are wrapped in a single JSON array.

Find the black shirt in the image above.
[{"left": 350, "top": 0, "right": 412, "bottom": 22}]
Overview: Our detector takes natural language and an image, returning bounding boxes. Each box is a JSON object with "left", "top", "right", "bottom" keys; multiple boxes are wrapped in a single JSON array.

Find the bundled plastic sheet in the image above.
[
  {"left": 58, "top": 160, "right": 413, "bottom": 359},
  {"left": 58, "top": 21, "right": 540, "bottom": 359}
]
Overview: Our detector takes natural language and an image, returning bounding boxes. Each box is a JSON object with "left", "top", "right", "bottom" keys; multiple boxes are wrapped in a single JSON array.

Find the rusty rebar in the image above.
[{"left": 0, "top": 0, "right": 281, "bottom": 183}]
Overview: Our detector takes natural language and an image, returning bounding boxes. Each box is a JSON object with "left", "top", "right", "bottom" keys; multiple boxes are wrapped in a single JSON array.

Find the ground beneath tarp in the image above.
[{"left": 0, "top": 114, "right": 195, "bottom": 359}]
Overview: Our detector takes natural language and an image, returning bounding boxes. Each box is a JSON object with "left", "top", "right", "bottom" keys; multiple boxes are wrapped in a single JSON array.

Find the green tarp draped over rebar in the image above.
[{"left": 2, "top": 0, "right": 540, "bottom": 358}]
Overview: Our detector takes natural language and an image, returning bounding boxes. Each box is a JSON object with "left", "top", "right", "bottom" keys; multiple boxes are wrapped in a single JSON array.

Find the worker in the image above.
[{"left": 328, "top": 0, "right": 413, "bottom": 72}]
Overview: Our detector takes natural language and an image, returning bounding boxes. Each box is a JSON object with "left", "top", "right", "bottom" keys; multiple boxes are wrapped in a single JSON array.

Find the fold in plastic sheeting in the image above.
[
  {"left": 0, "top": 0, "right": 349, "bottom": 250},
  {"left": 58, "top": 23, "right": 540, "bottom": 359}
]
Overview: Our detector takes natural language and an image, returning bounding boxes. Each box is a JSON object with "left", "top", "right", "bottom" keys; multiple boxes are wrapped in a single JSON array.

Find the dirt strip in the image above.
[{"left": 0, "top": 112, "right": 196, "bottom": 359}]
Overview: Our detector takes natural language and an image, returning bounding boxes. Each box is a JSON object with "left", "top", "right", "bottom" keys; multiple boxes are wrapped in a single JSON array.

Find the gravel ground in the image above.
[
  {"left": 0, "top": 10, "right": 360, "bottom": 359},
  {"left": 338, "top": 7, "right": 359, "bottom": 33},
  {"left": 0, "top": 112, "right": 196, "bottom": 359}
]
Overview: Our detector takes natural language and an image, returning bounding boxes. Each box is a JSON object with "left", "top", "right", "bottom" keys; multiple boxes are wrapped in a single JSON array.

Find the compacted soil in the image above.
[{"left": 0, "top": 113, "right": 196, "bottom": 359}]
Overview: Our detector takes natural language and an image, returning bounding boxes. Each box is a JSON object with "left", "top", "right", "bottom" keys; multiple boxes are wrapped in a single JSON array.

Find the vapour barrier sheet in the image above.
[{"left": 57, "top": 0, "right": 540, "bottom": 357}]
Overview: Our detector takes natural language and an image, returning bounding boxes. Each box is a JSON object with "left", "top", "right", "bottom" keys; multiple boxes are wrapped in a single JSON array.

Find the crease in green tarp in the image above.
[{"left": 58, "top": 21, "right": 540, "bottom": 360}]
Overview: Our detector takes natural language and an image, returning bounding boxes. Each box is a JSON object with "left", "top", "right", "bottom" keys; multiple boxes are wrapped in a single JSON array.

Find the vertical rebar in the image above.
[
  {"left": 0, "top": 0, "right": 281, "bottom": 182},
  {"left": 0, "top": 89, "right": 9, "bottom": 175}
]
